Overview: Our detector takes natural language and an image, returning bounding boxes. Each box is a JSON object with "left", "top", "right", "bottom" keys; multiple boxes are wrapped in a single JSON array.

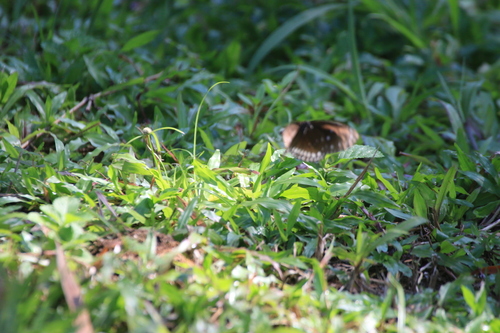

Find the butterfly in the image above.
[{"left": 282, "top": 120, "right": 359, "bottom": 162}]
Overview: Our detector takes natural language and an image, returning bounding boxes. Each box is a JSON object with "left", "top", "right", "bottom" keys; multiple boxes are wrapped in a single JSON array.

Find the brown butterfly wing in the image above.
[{"left": 283, "top": 121, "right": 359, "bottom": 162}]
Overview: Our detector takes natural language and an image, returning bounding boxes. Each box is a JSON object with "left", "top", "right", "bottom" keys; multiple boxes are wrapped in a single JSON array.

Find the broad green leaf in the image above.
[
  {"left": 121, "top": 30, "right": 160, "bottom": 52},
  {"left": 208, "top": 150, "right": 221, "bottom": 169},
  {"left": 50, "top": 91, "right": 67, "bottom": 114},
  {"left": 440, "top": 240, "right": 457, "bottom": 254},
  {"left": 26, "top": 90, "right": 46, "bottom": 118},
  {"left": 0, "top": 71, "right": 18, "bottom": 103},
  {"left": 122, "top": 161, "right": 153, "bottom": 176},
  {"left": 413, "top": 188, "right": 428, "bottom": 218},
  {"left": 224, "top": 141, "right": 247, "bottom": 156},
  {"left": 83, "top": 55, "right": 108, "bottom": 88},
  {"left": 461, "top": 285, "right": 476, "bottom": 313},
  {"left": 1, "top": 138, "right": 20, "bottom": 159},
  {"left": 280, "top": 186, "right": 310, "bottom": 200}
]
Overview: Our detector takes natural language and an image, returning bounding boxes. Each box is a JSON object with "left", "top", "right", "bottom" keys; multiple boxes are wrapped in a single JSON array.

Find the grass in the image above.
[{"left": 1, "top": 0, "right": 500, "bottom": 332}]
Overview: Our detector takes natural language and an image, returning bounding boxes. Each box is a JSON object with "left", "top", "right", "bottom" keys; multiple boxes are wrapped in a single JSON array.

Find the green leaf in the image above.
[
  {"left": 121, "top": 30, "right": 160, "bottom": 52},
  {"left": 122, "top": 161, "right": 153, "bottom": 176},
  {"left": 83, "top": 55, "right": 108, "bottom": 88},
  {"left": 371, "top": 12, "right": 425, "bottom": 49},
  {"left": 371, "top": 217, "right": 427, "bottom": 252},
  {"left": 476, "top": 283, "right": 487, "bottom": 317},
  {"left": 310, "top": 258, "right": 327, "bottom": 298},
  {"left": 416, "top": 118, "right": 446, "bottom": 147},
  {"left": 274, "top": 210, "right": 287, "bottom": 241},
  {"left": 352, "top": 191, "right": 400, "bottom": 210},
  {"left": 336, "top": 145, "right": 384, "bottom": 162},
  {"left": 241, "top": 197, "right": 293, "bottom": 212},
  {"left": 280, "top": 186, "right": 310, "bottom": 200},
  {"left": 177, "top": 197, "right": 198, "bottom": 229},
  {"left": 348, "top": 0, "right": 370, "bottom": 121},
  {"left": 176, "top": 93, "right": 188, "bottom": 129},
  {"left": 199, "top": 128, "right": 215, "bottom": 152},
  {"left": 207, "top": 150, "right": 221, "bottom": 169},
  {"left": 413, "top": 188, "right": 428, "bottom": 218},
  {"left": 374, "top": 167, "right": 399, "bottom": 200},
  {"left": 287, "top": 199, "right": 301, "bottom": 238},
  {"left": 434, "top": 165, "right": 457, "bottom": 220},
  {"left": 2, "top": 138, "right": 20, "bottom": 159},
  {"left": 440, "top": 240, "right": 457, "bottom": 254},
  {"left": 224, "top": 141, "right": 247, "bottom": 156},
  {"left": 447, "top": 0, "right": 460, "bottom": 35},
  {"left": 461, "top": 285, "right": 476, "bottom": 313},
  {"left": 0, "top": 71, "right": 18, "bottom": 104},
  {"left": 28, "top": 197, "right": 93, "bottom": 231},
  {"left": 441, "top": 101, "right": 463, "bottom": 134},
  {"left": 455, "top": 143, "right": 476, "bottom": 172},
  {"left": 253, "top": 143, "right": 273, "bottom": 195},
  {"left": 412, "top": 244, "right": 434, "bottom": 258},
  {"left": 247, "top": 3, "right": 346, "bottom": 73},
  {"left": 26, "top": 90, "right": 46, "bottom": 118}
]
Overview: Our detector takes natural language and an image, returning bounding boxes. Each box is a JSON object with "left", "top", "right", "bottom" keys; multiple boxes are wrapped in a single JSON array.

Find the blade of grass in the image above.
[
  {"left": 447, "top": 0, "right": 460, "bottom": 37},
  {"left": 388, "top": 274, "right": 407, "bottom": 333},
  {"left": 348, "top": 0, "right": 371, "bottom": 123},
  {"left": 247, "top": 3, "right": 346, "bottom": 73},
  {"left": 192, "top": 81, "right": 229, "bottom": 160},
  {"left": 361, "top": 0, "right": 426, "bottom": 49},
  {"left": 433, "top": 164, "right": 457, "bottom": 227}
]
